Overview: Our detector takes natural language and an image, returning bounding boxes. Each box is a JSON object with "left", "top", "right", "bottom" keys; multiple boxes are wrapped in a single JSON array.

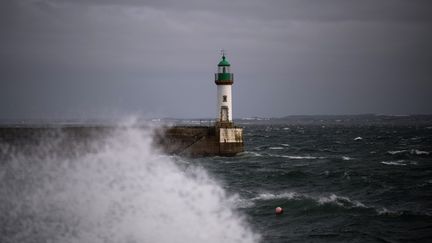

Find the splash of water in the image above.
[{"left": 0, "top": 123, "right": 259, "bottom": 243}]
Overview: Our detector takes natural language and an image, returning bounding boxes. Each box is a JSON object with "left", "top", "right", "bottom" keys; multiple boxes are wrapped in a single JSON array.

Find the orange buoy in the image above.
[{"left": 275, "top": 207, "right": 284, "bottom": 215}]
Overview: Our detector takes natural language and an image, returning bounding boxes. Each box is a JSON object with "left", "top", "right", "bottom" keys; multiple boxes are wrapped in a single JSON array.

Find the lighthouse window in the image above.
[{"left": 223, "top": 95, "right": 227, "bottom": 102}]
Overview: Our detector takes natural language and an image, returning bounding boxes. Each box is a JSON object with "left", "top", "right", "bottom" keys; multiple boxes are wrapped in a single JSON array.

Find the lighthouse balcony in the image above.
[{"left": 215, "top": 73, "right": 233, "bottom": 81}]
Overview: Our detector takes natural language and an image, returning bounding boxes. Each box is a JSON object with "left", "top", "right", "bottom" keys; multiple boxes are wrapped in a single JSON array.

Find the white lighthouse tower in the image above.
[
  {"left": 155, "top": 52, "right": 243, "bottom": 156},
  {"left": 215, "top": 51, "right": 234, "bottom": 127}
]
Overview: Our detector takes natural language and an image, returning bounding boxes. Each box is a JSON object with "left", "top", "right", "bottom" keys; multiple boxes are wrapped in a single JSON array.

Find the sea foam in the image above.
[
  {"left": 281, "top": 155, "right": 325, "bottom": 160},
  {"left": 411, "top": 149, "right": 429, "bottom": 155},
  {"left": 253, "top": 192, "right": 366, "bottom": 209},
  {"left": 269, "top": 146, "right": 284, "bottom": 150},
  {"left": 380, "top": 160, "right": 407, "bottom": 166},
  {"left": 387, "top": 149, "right": 430, "bottom": 156}
]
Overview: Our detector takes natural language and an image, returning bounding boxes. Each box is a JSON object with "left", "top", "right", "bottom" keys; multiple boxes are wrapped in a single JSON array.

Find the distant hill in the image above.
[{"left": 237, "top": 114, "right": 432, "bottom": 126}]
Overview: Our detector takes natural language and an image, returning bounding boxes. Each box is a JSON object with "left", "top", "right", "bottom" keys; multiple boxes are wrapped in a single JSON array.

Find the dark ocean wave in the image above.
[{"left": 245, "top": 191, "right": 432, "bottom": 218}]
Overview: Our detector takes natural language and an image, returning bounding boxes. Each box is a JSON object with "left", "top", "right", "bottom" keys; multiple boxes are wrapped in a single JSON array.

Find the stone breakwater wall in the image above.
[{"left": 0, "top": 125, "right": 244, "bottom": 158}]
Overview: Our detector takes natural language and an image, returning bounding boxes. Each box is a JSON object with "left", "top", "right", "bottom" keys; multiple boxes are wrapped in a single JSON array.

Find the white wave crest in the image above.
[
  {"left": 252, "top": 192, "right": 298, "bottom": 201},
  {"left": 377, "top": 207, "right": 401, "bottom": 216},
  {"left": 380, "top": 160, "right": 407, "bottom": 166},
  {"left": 387, "top": 150, "right": 407, "bottom": 155},
  {"left": 282, "top": 155, "right": 325, "bottom": 160},
  {"left": 269, "top": 147, "right": 284, "bottom": 150},
  {"left": 342, "top": 156, "right": 353, "bottom": 161},
  {"left": 252, "top": 191, "right": 423, "bottom": 217},
  {"left": 411, "top": 149, "right": 429, "bottom": 155},
  {"left": 388, "top": 149, "right": 430, "bottom": 155},
  {"left": 253, "top": 192, "right": 366, "bottom": 209},
  {"left": 239, "top": 151, "right": 263, "bottom": 157},
  {"left": 317, "top": 194, "right": 366, "bottom": 208}
]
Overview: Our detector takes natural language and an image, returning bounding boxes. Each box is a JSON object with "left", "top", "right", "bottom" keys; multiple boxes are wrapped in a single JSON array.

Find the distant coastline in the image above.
[
  {"left": 1, "top": 114, "right": 432, "bottom": 127},
  {"left": 242, "top": 114, "right": 432, "bottom": 126}
]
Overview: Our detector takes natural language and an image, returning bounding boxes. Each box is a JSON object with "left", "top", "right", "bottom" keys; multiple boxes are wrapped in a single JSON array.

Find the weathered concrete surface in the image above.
[
  {"left": 219, "top": 128, "right": 243, "bottom": 143},
  {"left": 154, "top": 126, "right": 244, "bottom": 157}
]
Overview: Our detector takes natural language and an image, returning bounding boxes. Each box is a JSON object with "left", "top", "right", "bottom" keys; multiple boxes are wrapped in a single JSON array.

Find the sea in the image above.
[{"left": 1, "top": 116, "right": 432, "bottom": 243}]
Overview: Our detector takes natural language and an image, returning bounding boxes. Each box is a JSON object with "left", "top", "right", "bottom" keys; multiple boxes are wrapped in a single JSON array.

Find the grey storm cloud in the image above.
[{"left": 1, "top": 0, "right": 432, "bottom": 119}]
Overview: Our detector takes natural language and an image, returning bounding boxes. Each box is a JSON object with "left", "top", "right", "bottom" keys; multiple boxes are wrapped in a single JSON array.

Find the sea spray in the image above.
[{"left": 0, "top": 123, "right": 259, "bottom": 243}]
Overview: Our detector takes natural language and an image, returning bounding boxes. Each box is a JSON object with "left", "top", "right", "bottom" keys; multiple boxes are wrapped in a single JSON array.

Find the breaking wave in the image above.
[
  {"left": 387, "top": 150, "right": 407, "bottom": 155},
  {"left": 269, "top": 147, "right": 284, "bottom": 150},
  {"left": 252, "top": 192, "right": 366, "bottom": 209},
  {"left": 239, "top": 151, "right": 263, "bottom": 157},
  {"left": 252, "top": 192, "right": 298, "bottom": 201},
  {"left": 0, "top": 122, "right": 259, "bottom": 243},
  {"left": 381, "top": 160, "right": 408, "bottom": 166},
  {"left": 317, "top": 194, "right": 367, "bottom": 208},
  {"left": 411, "top": 149, "right": 430, "bottom": 155},
  {"left": 387, "top": 149, "right": 430, "bottom": 156},
  {"left": 380, "top": 160, "right": 418, "bottom": 166},
  {"left": 247, "top": 191, "right": 431, "bottom": 218},
  {"left": 281, "top": 155, "right": 326, "bottom": 160}
]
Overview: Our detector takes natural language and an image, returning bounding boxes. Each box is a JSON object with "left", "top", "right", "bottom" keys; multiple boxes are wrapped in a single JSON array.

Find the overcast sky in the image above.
[{"left": 1, "top": 0, "right": 431, "bottom": 119}]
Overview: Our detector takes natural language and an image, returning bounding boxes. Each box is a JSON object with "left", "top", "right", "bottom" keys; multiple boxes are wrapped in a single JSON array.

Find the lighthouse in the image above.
[
  {"left": 215, "top": 51, "right": 234, "bottom": 127},
  {"left": 154, "top": 52, "right": 244, "bottom": 156}
]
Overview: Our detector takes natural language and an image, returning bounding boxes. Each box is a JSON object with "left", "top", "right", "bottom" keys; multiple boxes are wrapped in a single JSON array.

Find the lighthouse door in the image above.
[{"left": 221, "top": 106, "right": 229, "bottom": 122}]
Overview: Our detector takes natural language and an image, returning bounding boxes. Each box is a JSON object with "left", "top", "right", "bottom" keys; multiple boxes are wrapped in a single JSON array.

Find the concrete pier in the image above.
[{"left": 154, "top": 125, "right": 244, "bottom": 157}]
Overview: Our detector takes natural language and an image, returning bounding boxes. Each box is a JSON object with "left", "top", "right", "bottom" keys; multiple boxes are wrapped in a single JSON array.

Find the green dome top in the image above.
[{"left": 218, "top": 55, "right": 231, "bottom": 66}]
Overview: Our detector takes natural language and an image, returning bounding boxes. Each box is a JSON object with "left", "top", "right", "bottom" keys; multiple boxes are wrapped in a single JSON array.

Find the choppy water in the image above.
[
  {"left": 1, "top": 122, "right": 432, "bottom": 242},
  {"left": 190, "top": 124, "right": 432, "bottom": 242}
]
